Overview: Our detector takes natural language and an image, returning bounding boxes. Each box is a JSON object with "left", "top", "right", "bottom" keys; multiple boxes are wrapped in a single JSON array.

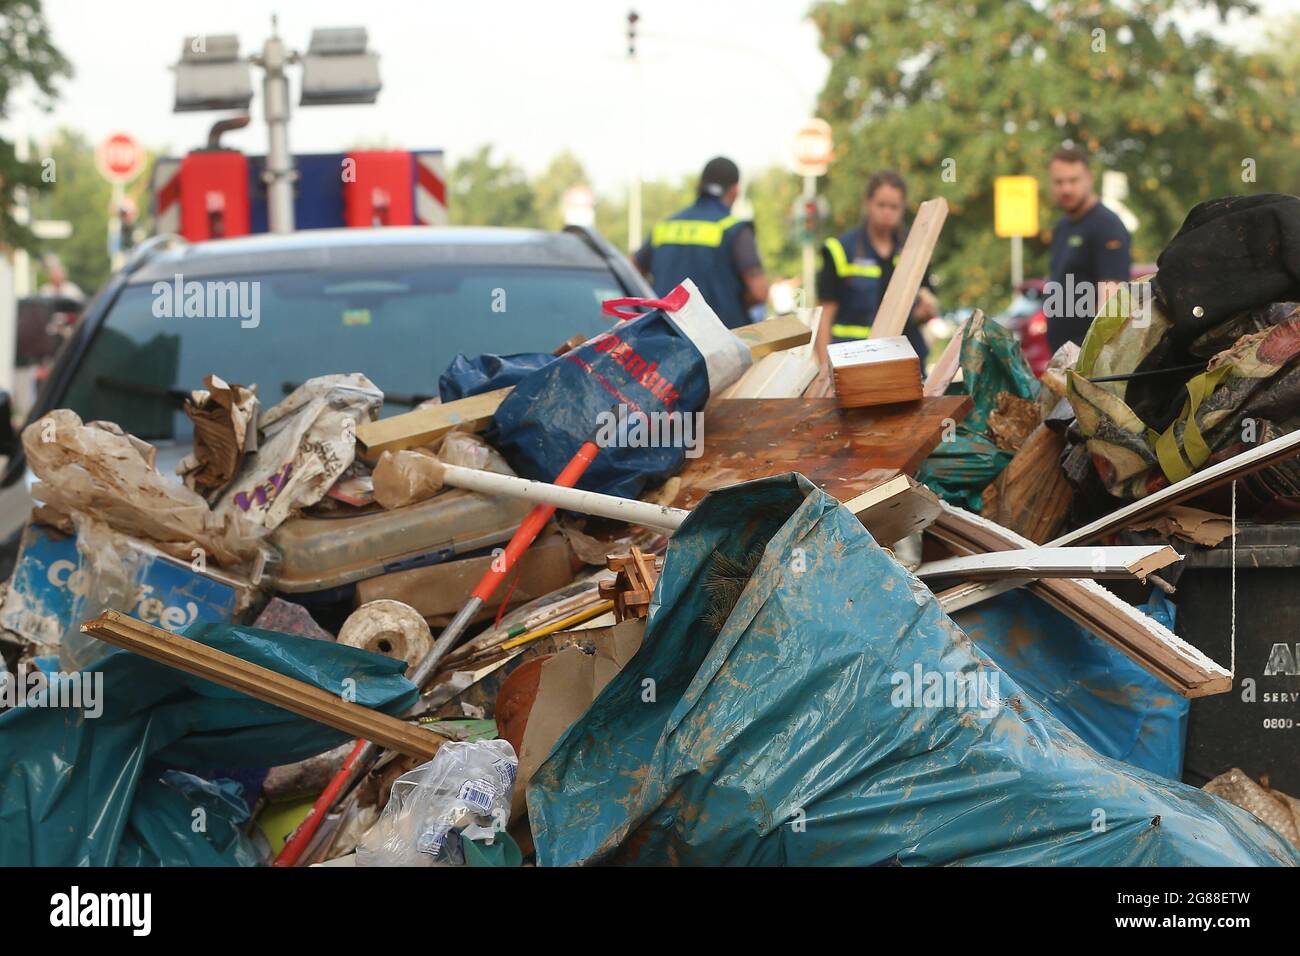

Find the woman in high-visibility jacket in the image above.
[{"left": 813, "top": 171, "right": 938, "bottom": 386}]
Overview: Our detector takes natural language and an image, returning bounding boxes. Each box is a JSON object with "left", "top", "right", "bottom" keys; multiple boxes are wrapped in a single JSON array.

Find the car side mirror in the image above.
[{"left": 0, "top": 391, "right": 17, "bottom": 458}]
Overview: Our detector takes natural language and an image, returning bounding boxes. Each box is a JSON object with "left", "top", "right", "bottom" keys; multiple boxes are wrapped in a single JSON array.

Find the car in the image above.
[{"left": 0, "top": 225, "right": 653, "bottom": 582}]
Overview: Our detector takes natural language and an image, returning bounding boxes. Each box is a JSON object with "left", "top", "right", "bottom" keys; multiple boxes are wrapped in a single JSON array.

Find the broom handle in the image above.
[{"left": 442, "top": 462, "right": 688, "bottom": 541}]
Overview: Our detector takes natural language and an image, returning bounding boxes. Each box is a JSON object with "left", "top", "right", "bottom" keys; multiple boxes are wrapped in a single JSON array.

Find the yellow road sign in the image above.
[{"left": 994, "top": 176, "right": 1039, "bottom": 238}]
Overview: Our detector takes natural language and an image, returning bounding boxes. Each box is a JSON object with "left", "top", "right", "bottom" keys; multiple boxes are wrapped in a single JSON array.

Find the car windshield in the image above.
[{"left": 60, "top": 263, "right": 624, "bottom": 441}]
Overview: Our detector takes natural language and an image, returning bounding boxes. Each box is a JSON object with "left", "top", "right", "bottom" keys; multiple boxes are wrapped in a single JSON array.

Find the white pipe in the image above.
[{"left": 439, "top": 463, "right": 687, "bottom": 532}]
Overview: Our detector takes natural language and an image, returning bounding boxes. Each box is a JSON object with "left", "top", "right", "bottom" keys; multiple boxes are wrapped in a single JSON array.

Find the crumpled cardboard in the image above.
[
  {"left": 178, "top": 374, "right": 260, "bottom": 499},
  {"left": 1128, "top": 505, "right": 1233, "bottom": 547},
  {"left": 22, "top": 409, "right": 261, "bottom": 568},
  {"left": 215, "top": 373, "right": 383, "bottom": 532}
]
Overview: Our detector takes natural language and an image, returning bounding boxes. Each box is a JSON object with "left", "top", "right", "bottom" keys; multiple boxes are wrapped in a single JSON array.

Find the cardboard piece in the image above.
[{"left": 513, "top": 619, "right": 645, "bottom": 821}]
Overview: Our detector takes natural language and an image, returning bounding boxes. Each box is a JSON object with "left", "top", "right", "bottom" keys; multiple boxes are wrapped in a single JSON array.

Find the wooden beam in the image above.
[
  {"left": 871, "top": 198, "right": 949, "bottom": 339},
  {"left": 946, "top": 425, "right": 1300, "bottom": 614},
  {"left": 841, "top": 475, "right": 942, "bottom": 546},
  {"left": 356, "top": 313, "right": 812, "bottom": 461},
  {"left": 81, "top": 610, "right": 446, "bottom": 759},
  {"left": 923, "top": 309, "right": 973, "bottom": 397},
  {"left": 916, "top": 544, "right": 1180, "bottom": 581},
  {"left": 928, "top": 505, "right": 1231, "bottom": 698}
]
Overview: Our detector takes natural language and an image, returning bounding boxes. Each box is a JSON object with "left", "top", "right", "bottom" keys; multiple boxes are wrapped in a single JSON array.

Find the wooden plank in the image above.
[
  {"left": 81, "top": 610, "right": 446, "bottom": 759},
  {"left": 357, "top": 314, "right": 813, "bottom": 461},
  {"left": 948, "top": 424, "right": 1300, "bottom": 615},
  {"left": 730, "top": 312, "right": 813, "bottom": 359},
  {"left": 927, "top": 504, "right": 1231, "bottom": 697},
  {"left": 923, "top": 311, "right": 973, "bottom": 397},
  {"left": 355, "top": 387, "right": 510, "bottom": 462},
  {"left": 842, "top": 475, "right": 942, "bottom": 546},
  {"left": 670, "top": 394, "right": 973, "bottom": 510},
  {"left": 871, "top": 197, "right": 949, "bottom": 339},
  {"left": 916, "top": 544, "right": 1179, "bottom": 581},
  {"left": 979, "top": 423, "right": 1073, "bottom": 543}
]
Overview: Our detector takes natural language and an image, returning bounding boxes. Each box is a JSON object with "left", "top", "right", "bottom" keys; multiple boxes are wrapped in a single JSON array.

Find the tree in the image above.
[
  {"left": 0, "top": 0, "right": 71, "bottom": 252},
  {"left": 532, "top": 150, "right": 589, "bottom": 232},
  {"left": 448, "top": 145, "right": 539, "bottom": 227},
  {"left": 745, "top": 164, "right": 804, "bottom": 281},
  {"left": 27, "top": 128, "right": 154, "bottom": 294},
  {"left": 596, "top": 175, "right": 695, "bottom": 253},
  {"left": 809, "top": 0, "right": 1295, "bottom": 309}
]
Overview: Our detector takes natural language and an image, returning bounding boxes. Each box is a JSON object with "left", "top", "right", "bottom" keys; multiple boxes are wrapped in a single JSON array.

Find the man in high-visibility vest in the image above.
[
  {"left": 634, "top": 157, "right": 770, "bottom": 328},
  {"left": 814, "top": 171, "right": 938, "bottom": 382}
]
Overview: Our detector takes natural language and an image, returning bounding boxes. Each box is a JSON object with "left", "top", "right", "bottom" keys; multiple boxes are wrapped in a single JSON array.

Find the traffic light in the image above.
[{"left": 627, "top": 10, "right": 639, "bottom": 58}]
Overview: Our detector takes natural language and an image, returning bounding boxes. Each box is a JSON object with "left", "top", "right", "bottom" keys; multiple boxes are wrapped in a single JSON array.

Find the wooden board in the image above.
[
  {"left": 671, "top": 395, "right": 972, "bottom": 510},
  {"left": 872, "top": 197, "right": 949, "bottom": 339},
  {"left": 980, "top": 423, "right": 1073, "bottom": 543},
  {"left": 82, "top": 610, "right": 446, "bottom": 759},
  {"left": 842, "top": 475, "right": 942, "bottom": 546},
  {"left": 927, "top": 504, "right": 1231, "bottom": 698},
  {"left": 916, "top": 544, "right": 1179, "bottom": 581},
  {"left": 356, "top": 313, "right": 812, "bottom": 462}
]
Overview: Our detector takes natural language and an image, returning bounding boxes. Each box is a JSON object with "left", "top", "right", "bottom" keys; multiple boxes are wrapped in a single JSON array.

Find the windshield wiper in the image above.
[{"left": 280, "top": 380, "right": 436, "bottom": 407}]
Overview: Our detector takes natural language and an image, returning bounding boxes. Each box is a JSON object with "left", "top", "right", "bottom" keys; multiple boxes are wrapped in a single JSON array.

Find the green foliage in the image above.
[
  {"left": 596, "top": 175, "right": 695, "bottom": 253},
  {"left": 28, "top": 128, "right": 154, "bottom": 294},
  {"left": 448, "top": 145, "right": 539, "bottom": 228},
  {"left": 532, "top": 150, "right": 588, "bottom": 232},
  {"left": 745, "top": 164, "right": 804, "bottom": 280},
  {"left": 0, "top": 0, "right": 71, "bottom": 252},
  {"left": 809, "top": 0, "right": 1295, "bottom": 310}
]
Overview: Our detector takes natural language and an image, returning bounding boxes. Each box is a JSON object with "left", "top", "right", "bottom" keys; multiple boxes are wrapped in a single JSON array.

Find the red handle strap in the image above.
[{"left": 601, "top": 283, "right": 690, "bottom": 322}]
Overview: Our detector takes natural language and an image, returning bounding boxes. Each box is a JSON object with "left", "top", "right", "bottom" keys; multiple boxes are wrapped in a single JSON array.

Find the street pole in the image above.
[
  {"left": 626, "top": 10, "right": 641, "bottom": 252},
  {"left": 801, "top": 173, "right": 817, "bottom": 307},
  {"left": 259, "top": 19, "right": 296, "bottom": 234},
  {"left": 108, "top": 183, "right": 125, "bottom": 271},
  {"left": 1010, "top": 235, "right": 1023, "bottom": 290}
]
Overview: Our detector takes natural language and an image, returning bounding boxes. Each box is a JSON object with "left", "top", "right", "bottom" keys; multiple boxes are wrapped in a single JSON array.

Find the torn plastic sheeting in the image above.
[
  {"left": 528, "top": 473, "right": 1299, "bottom": 867},
  {"left": 952, "top": 589, "right": 1188, "bottom": 781},
  {"left": 0, "top": 621, "right": 416, "bottom": 866}
]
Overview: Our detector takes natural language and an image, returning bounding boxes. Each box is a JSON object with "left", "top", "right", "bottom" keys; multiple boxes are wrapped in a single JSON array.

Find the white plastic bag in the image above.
[{"left": 356, "top": 739, "right": 518, "bottom": 867}]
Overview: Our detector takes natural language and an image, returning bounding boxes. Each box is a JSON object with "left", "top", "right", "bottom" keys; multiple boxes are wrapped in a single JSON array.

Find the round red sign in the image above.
[{"left": 96, "top": 132, "right": 144, "bottom": 184}]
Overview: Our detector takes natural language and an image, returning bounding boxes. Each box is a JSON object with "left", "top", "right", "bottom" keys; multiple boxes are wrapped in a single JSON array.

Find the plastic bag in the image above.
[
  {"left": 22, "top": 409, "right": 260, "bottom": 568},
  {"left": 215, "top": 373, "right": 383, "bottom": 532},
  {"left": 916, "top": 312, "right": 1039, "bottom": 509},
  {"left": 357, "top": 739, "right": 518, "bottom": 867},
  {"left": 528, "top": 472, "right": 1298, "bottom": 867},
  {"left": 439, "top": 352, "right": 554, "bottom": 402},
  {"left": 489, "top": 279, "right": 751, "bottom": 500}
]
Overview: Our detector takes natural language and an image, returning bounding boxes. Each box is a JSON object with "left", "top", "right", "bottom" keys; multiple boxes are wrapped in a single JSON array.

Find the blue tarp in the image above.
[
  {"left": 528, "top": 473, "right": 1298, "bottom": 866},
  {"left": 438, "top": 352, "right": 555, "bottom": 402},
  {"left": 953, "top": 590, "right": 1189, "bottom": 780},
  {"left": 0, "top": 622, "right": 417, "bottom": 866}
]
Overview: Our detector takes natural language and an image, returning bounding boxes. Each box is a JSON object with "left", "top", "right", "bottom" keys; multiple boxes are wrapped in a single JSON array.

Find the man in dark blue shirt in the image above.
[{"left": 1045, "top": 143, "right": 1132, "bottom": 353}]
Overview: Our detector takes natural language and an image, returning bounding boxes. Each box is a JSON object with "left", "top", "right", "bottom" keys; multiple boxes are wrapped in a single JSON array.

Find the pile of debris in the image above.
[{"left": 1, "top": 199, "right": 1298, "bottom": 868}]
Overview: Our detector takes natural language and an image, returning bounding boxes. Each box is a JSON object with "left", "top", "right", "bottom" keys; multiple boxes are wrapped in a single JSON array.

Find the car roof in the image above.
[{"left": 129, "top": 226, "right": 611, "bottom": 282}]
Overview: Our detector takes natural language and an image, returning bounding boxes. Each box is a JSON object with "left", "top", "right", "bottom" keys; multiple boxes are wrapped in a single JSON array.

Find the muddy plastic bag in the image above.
[
  {"left": 916, "top": 312, "right": 1039, "bottom": 509},
  {"left": 23, "top": 410, "right": 261, "bottom": 568},
  {"left": 529, "top": 473, "right": 1298, "bottom": 867},
  {"left": 357, "top": 739, "right": 517, "bottom": 867},
  {"left": 215, "top": 373, "right": 383, "bottom": 531}
]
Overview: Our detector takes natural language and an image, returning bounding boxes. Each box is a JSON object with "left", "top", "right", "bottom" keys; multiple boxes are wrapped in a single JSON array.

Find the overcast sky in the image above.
[{"left": 8, "top": 0, "right": 1296, "bottom": 194}]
